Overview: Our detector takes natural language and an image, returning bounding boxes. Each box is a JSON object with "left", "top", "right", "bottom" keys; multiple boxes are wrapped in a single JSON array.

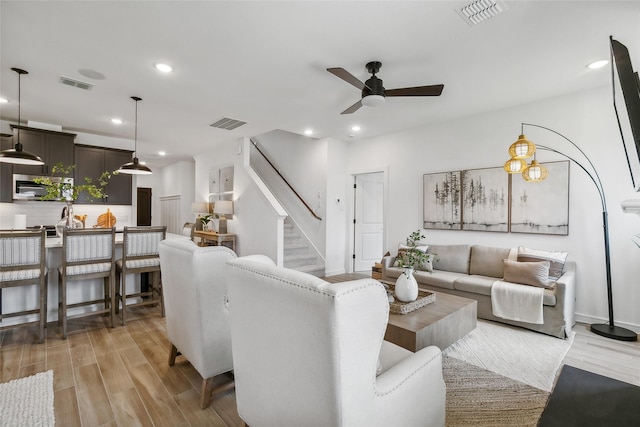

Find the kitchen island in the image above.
[{"left": 1, "top": 232, "right": 188, "bottom": 327}]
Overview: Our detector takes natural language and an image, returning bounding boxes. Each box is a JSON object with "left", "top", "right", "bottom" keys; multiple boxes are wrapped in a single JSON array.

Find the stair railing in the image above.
[{"left": 250, "top": 138, "right": 322, "bottom": 221}]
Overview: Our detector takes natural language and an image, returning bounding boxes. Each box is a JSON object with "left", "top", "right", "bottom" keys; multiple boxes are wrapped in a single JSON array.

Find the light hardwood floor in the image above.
[{"left": 1, "top": 273, "right": 638, "bottom": 426}]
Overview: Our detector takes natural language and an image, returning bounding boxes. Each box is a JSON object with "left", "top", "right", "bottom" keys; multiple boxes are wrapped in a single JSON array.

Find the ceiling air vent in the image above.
[
  {"left": 59, "top": 76, "right": 94, "bottom": 90},
  {"left": 210, "top": 117, "right": 247, "bottom": 131},
  {"left": 457, "top": 0, "right": 507, "bottom": 26}
]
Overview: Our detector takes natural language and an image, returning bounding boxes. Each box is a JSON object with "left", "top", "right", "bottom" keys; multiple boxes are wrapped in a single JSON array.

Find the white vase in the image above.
[
  {"left": 395, "top": 267, "right": 419, "bottom": 302},
  {"left": 55, "top": 199, "right": 84, "bottom": 237}
]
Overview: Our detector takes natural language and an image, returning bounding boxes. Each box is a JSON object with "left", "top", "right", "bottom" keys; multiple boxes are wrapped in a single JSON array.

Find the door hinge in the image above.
[
  {"left": 352, "top": 254, "right": 356, "bottom": 259},
  {"left": 353, "top": 218, "right": 356, "bottom": 224}
]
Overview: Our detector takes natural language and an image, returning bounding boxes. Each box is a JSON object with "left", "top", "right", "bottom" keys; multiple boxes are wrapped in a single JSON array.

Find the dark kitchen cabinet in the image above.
[
  {"left": 9, "top": 126, "right": 75, "bottom": 176},
  {"left": 74, "top": 144, "right": 132, "bottom": 205},
  {"left": 0, "top": 134, "right": 13, "bottom": 202}
]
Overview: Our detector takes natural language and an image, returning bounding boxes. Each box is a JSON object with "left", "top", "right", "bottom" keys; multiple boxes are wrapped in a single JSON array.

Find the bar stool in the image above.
[
  {"left": 58, "top": 227, "right": 116, "bottom": 339},
  {"left": 0, "top": 229, "right": 47, "bottom": 343},
  {"left": 116, "top": 226, "right": 166, "bottom": 325}
]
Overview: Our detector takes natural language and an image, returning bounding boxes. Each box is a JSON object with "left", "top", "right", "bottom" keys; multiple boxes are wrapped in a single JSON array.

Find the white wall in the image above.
[
  {"left": 160, "top": 160, "right": 195, "bottom": 227},
  {"left": 325, "top": 137, "right": 349, "bottom": 275},
  {"left": 252, "top": 130, "right": 327, "bottom": 254},
  {"left": 347, "top": 85, "right": 640, "bottom": 331}
]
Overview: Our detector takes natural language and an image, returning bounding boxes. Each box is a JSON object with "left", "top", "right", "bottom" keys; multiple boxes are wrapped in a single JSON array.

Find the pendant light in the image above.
[
  {"left": 0, "top": 68, "right": 45, "bottom": 165},
  {"left": 118, "top": 96, "right": 152, "bottom": 175}
]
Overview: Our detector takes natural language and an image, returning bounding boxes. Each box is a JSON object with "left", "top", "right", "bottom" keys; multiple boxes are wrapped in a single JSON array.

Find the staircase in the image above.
[{"left": 283, "top": 220, "right": 325, "bottom": 277}]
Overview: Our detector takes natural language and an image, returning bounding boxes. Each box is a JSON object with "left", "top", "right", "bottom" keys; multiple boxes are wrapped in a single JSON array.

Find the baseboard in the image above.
[
  {"left": 574, "top": 313, "right": 640, "bottom": 333},
  {"left": 324, "top": 268, "right": 346, "bottom": 277}
]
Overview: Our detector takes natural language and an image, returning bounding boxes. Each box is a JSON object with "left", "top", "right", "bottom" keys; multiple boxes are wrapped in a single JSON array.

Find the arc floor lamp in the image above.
[{"left": 505, "top": 122, "right": 637, "bottom": 342}]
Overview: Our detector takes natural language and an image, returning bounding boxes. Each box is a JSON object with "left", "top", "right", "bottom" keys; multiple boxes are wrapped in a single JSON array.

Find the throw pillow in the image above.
[
  {"left": 415, "top": 255, "right": 434, "bottom": 273},
  {"left": 503, "top": 259, "right": 553, "bottom": 289},
  {"left": 517, "top": 246, "right": 568, "bottom": 281},
  {"left": 393, "top": 244, "right": 429, "bottom": 268}
]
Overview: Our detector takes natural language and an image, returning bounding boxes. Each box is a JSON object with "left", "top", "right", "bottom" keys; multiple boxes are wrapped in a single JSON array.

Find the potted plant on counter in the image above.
[{"left": 33, "top": 163, "right": 116, "bottom": 236}]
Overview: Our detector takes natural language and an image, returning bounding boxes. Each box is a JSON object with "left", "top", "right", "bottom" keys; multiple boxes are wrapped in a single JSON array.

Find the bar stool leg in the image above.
[
  {"left": 121, "top": 271, "right": 127, "bottom": 326},
  {"left": 59, "top": 273, "right": 67, "bottom": 339}
]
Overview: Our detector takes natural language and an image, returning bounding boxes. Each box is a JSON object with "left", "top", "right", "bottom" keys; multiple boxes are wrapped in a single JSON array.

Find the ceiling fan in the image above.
[{"left": 327, "top": 61, "right": 444, "bottom": 114}]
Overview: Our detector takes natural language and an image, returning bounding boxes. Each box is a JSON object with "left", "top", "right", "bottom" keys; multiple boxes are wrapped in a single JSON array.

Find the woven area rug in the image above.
[
  {"left": 443, "top": 356, "right": 549, "bottom": 427},
  {"left": 443, "top": 319, "right": 574, "bottom": 392},
  {"left": 0, "top": 370, "right": 55, "bottom": 427}
]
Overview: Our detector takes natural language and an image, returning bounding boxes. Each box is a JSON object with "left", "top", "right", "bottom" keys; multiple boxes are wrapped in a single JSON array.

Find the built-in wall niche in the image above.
[{"left": 209, "top": 165, "right": 234, "bottom": 217}]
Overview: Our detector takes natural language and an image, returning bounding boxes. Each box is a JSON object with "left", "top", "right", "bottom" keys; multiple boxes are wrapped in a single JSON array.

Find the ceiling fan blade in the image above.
[
  {"left": 327, "top": 67, "right": 370, "bottom": 91},
  {"left": 341, "top": 100, "right": 363, "bottom": 115},
  {"left": 385, "top": 84, "right": 444, "bottom": 97}
]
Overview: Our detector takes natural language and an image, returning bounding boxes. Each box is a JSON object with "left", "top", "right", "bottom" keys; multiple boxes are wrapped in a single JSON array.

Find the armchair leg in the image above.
[
  {"left": 201, "top": 377, "right": 215, "bottom": 409},
  {"left": 199, "top": 376, "right": 236, "bottom": 409},
  {"left": 168, "top": 343, "right": 179, "bottom": 366}
]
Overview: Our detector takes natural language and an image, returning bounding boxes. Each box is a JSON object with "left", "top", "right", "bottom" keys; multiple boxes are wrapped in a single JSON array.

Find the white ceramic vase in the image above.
[{"left": 395, "top": 267, "right": 419, "bottom": 302}]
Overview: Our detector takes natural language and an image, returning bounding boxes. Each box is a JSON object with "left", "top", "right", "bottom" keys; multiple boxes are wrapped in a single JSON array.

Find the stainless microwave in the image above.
[{"left": 12, "top": 174, "right": 73, "bottom": 201}]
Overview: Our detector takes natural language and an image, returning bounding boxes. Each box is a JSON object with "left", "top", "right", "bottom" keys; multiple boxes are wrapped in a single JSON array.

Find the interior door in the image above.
[
  {"left": 137, "top": 187, "right": 152, "bottom": 226},
  {"left": 354, "top": 172, "right": 384, "bottom": 272}
]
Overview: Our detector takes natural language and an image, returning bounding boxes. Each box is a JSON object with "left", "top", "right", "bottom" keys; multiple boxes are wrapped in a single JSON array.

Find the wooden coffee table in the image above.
[{"left": 384, "top": 290, "right": 477, "bottom": 352}]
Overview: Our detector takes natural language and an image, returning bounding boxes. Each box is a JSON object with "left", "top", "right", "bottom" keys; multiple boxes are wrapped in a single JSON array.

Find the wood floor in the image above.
[{"left": 1, "top": 272, "right": 639, "bottom": 426}]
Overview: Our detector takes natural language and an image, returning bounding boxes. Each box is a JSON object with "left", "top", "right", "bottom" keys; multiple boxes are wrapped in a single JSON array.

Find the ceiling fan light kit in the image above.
[{"left": 327, "top": 60, "right": 444, "bottom": 114}]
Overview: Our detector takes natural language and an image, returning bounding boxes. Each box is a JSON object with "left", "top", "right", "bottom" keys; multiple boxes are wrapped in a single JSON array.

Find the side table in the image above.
[{"left": 193, "top": 230, "right": 236, "bottom": 252}]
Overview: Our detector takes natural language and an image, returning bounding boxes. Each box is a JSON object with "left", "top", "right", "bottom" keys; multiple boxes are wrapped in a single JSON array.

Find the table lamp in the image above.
[{"left": 214, "top": 200, "right": 233, "bottom": 234}]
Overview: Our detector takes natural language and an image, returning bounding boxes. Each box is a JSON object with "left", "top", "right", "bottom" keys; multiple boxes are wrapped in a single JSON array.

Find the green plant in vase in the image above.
[
  {"left": 200, "top": 214, "right": 212, "bottom": 231},
  {"left": 395, "top": 230, "right": 432, "bottom": 272},
  {"left": 33, "top": 163, "right": 116, "bottom": 235}
]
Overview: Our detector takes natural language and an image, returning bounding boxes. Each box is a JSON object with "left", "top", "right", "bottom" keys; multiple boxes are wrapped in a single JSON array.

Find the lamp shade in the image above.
[
  {"left": 0, "top": 144, "right": 44, "bottom": 165},
  {"left": 522, "top": 160, "right": 548, "bottom": 182},
  {"left": 118, "top": 96, "right": 152, "bottom": 175},
  {"left": 191, "top": 202, "right": 208, "bottom": 214},
  {"left": 118, "top": 157, "right": 152, "bottom": 175},
  {"left": 213, "top": 200, "right": 233, "bottom": 216},
  {"left": 508, "top": 134, "right": 536, "bottom": 159},
  {"left": 0, "top": 68, "right": 45, "bottom": 165},
  {"left": 503, "top": 157, "right": 526, "bottom": 174}
]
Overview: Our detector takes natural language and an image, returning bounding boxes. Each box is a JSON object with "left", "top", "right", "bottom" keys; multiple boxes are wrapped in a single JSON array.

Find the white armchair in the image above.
[
  {"left": 226, "top": 255, "right": 446, "bottom": 427},
  {"left": 158, "top": 238, "right": 236, "bottom": 409}
]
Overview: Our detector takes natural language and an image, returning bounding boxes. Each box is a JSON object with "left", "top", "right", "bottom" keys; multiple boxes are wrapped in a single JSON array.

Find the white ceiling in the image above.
[{"left": 1, "top": 1, "right": 639, "bottom": 170}]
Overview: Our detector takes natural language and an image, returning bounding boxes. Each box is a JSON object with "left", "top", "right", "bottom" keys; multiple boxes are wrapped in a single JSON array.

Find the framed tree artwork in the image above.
[
  {"left": 510, "top": 160, "right": 570, "bottom": 235},
  {"left": 423, "top": 171, "right": 462, "bottom": 230},
  {"left": 461, "top": 166, "right": 509, "bottom": 232}
]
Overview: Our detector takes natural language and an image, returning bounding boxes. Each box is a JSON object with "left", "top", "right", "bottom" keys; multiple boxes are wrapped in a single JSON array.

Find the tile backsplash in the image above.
[{"left": 1, "top": 202, "right": 134, "bottom": 230}]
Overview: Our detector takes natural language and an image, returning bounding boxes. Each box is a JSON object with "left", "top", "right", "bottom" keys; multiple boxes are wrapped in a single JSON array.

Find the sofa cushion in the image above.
[
  {"left": 414, "top": 270, "right": 466, "bottom": 290},
  {"left": 427, "top": 244, "right": 471, "bottom": 274},
  {"left": 517, "top": 246, "right": 568, "bottom": 281},
  {"left": 454, "top": 275, "right": 496, "bottom": 296},
  {"left": 469, "top": 245, "right": 512, "bottom": 278},
  {"left": 503, "top": 259, "right": 553, "bottom": 289}
]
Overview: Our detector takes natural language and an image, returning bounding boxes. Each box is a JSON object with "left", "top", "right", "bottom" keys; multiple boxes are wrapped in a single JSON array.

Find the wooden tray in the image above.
[{"left": 384, "top": 283, "right": 436, "bottom": 315}]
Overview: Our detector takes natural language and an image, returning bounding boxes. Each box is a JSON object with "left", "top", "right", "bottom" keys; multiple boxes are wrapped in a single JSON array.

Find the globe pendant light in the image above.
[
  {"left": 0, "top": 68, "right": 45, "bottom": 165},
  {"left": 118, "top": 96, "right": 152, "bottom": 175}
]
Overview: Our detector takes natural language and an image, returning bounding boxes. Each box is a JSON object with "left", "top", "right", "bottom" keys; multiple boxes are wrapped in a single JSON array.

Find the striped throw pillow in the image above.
[{"left": 517, "top": 246, "right": 568, "bottom": 281}]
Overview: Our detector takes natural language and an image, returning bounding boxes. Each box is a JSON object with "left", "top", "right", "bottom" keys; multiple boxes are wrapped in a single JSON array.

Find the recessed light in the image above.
[
  {"left": 351, "top": 125, "right": 361, "bottom": 132},
  {"left": 0, "top": 97, "right": 8, "bottom": 103},
  {"left": 587, "top": 60, "right": 608, "bottom": 70},
  {"left": 304, "top": 129, "right": 313, "bottom": 136},
  {"left": 154, "top": 63, "right": 173, "bottom": 73},
  {"left": 111, "top": 118, "right": 122, "bottom": 124},
  {"left": 139, "top": 160, "right": 147, "bottom": 165},
  {"left": 158, "top": 151, "right": 166, "bottom": 156}
]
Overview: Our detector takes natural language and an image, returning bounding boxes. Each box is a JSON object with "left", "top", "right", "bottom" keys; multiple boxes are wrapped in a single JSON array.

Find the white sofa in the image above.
[
  {"left": 383, "top": 244, "right": 575, "bottom": 339},
  {"left": 226, "top": 255, "right": 446, "bottom": 427}
]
